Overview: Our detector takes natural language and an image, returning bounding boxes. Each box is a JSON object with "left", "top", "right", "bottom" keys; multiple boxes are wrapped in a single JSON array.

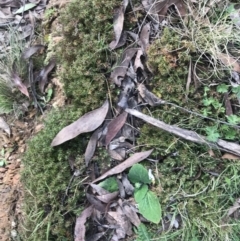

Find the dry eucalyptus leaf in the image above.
[
  {"left": 138, "top": 83, "right": 165, "bottom": 106},
  {"left": 0, "top": 117, "right": 10, "bottom": 136},
  {"left": 224, "top": 93, "right": 233, "bottom": 116},
  {"left": 85, "top": 129, "right": 100, "bottom": 166},
  {"left": 139, "top": 23, "right": 150, "bottom": 52},
  {"left": 109, "top": 0, "right": 129, "bottom": 50},
  {"left": 108, "top": 149, "right": 124, "bottom": 161},
  {"left": 110, "top": 48, "right": 138, "bottom": 86},
  {"left": 51, "top": 100, "right": 109, "bottom": 146},
  {"left": 108, "top": 207, "right": 132, "bottom": 239},
  {"left": 92, "top": 149, "right": 153, "bottom": 183},
  {"left": 122, "top": 174, "right": 134, "bottom": 195},
  {"left": 90, "top": 184, "right": 110, "bottom": 195},
  {"left": 86, "top": 193, "right": 107, "bottom": 213},
  {"left": 38, "top": 59, "right": 56, "bottom": 93},
  {"left": 222, "top": 153, "right": 240, "bottom": 160},
  {"left": 105, "top": 112, "right": 128, "bottom": 146},
  {"left": 11, "top": 73, "right": 29, "bottom": 98},
  {"left": 75, "top": 205, "right": 94, "bottom": 241},
  {"left": 21, "top": 44, "right": 45, "bottom": 59},
  {"left": 86, "top": 232, "right": 106, "bottom": 241},
  {"left": 109, "top": 6, "right": 125, "bottom": 50},
  {"left": 96, "top": 191, "right": 119, "bottom": 203},
  {"left": 122, "top": 203, "right": 141, "bottom": 227},
  {"left": 227, "top": 198, "right": 240, "bottom": 218},
  {"left": 134, "top": 49, "right": 144, "bottom": 71}
]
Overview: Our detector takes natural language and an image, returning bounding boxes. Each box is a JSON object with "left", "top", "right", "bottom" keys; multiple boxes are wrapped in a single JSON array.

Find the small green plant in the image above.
[
  {"left": 128, "top": 164, "right": 162, "bottom": 224},
  {"left": 98, "top": 177, "right": 118, "bottom": 193},
  {"left": 134, "top": 223, "right": 151, "bottom": 241},
  {"left": 0, "top": 148, "right": 7, "bottom": 166},
  {"left": 44, "top": 8, "right": 57, "bottom": 19},
  {"left": 37, "top": 88, "right": 54, "bottom": 107}
]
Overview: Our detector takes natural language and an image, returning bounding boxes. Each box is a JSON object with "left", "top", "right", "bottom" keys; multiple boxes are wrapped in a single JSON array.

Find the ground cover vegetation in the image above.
[{"left": 11, "top": 0, "right": 240, "bottom": 240}]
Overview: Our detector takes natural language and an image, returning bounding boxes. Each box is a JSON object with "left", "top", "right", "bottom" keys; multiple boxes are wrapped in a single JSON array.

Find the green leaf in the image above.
[
  {"left": 232, "top": 86, "right": 240, "bottom": 99},
  {"left": 128, "top": 164, "right": 150, "bottom": 184},
  {"left": 134, "top": 184, "right": 148, "bottom": 203},
  {"left": 226, "top": 115, "right": 240, "bottom": 125},
  {"left": 202, "top": 97, "right": 215, "bottom": 106},
  {"left": 46, "top": 88, "right": 53, "bottom": 102},
  {"left": 98, "top": 177, "right": 118, "bottom": 192},
  {"left": 0, "top": 159, "right": 6, "bottom": 167},
  {"left": 217, "top": 84, "right": 229, "bottom": 93},
  {"left": 14, "top": 3, "right": 36, "bottom": 14},
  {"left": 205, "top": 126, "right": 220, "bottom": 142},
  {"left": 138, "top": 191, "right": 161, "bottom": 224},
  {"left": 135, "top": 223, "right": 151, "bottom": 241}
]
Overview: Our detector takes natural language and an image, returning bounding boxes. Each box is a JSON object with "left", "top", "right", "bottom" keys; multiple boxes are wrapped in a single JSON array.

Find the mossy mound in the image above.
[
  {"left": 21, "top": 108, "right": 88, "bottom": 241},
  {"left": 57, "top": 0, "right": 120, "bottom": 110},
  {"left": 21, "top": 0, "right": 121, "bottom": 240}
]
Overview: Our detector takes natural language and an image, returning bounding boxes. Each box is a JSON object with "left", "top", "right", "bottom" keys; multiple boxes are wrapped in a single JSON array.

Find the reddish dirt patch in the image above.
[{"left": 0, "top": 113, "right": 42, "bottom": 240}]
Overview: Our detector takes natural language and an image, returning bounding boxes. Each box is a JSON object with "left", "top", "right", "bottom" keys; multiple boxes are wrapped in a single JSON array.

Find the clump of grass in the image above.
[
  {"left": 170, "top": 0, "right": 240, "bottom": 81},
  {"left": 0, "top": 29, "right": 28, "bottom": 115}
]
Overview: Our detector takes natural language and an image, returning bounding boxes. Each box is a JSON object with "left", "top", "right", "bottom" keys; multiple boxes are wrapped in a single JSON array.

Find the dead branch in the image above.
[{"left": 125, "top": 108, "right": 240, "bottom": 157}]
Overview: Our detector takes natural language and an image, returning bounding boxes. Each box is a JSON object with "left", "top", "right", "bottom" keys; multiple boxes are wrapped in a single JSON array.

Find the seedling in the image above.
[
  {"left": 0, "top": 148, "right": 7, "bottom": 167},
  {"left": 128, "top": 164, "right": 161, "bottom": 224}
]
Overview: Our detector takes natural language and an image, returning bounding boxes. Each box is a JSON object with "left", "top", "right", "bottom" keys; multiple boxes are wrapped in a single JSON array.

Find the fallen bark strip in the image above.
[{"left": 125, "top": 108, "right": 240, "bottom": 157}]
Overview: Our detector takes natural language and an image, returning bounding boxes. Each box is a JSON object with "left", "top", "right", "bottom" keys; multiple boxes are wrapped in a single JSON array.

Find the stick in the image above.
[{"left": 125, "top": 108, "right": 240, "bottom": 157}]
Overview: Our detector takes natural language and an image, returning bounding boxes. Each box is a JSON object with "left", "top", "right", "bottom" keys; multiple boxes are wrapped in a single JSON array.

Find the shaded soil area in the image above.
[
  {"left": 0, "top": 113, "right": 43, "bottom": 240},
  {"left": 0, "top": 1, "right": 66, "bottom": 239}
]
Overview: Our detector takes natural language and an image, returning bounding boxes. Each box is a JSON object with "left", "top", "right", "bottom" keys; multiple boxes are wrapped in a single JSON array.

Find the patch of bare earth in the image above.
[{"left": 0, "top": 0, "right": 67, "bottom": 239}]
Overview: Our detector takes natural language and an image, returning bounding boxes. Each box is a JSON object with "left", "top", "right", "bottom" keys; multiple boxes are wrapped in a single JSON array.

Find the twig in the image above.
[{"left": 125, "top": 108, "right": 240, "bottom": 157}]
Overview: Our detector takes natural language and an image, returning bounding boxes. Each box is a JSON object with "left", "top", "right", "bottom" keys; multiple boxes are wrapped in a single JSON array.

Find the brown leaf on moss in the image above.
[
  {"left": 109, "top": 0, "right": 129, "bottom": 50},
  {"left": 105, "top": 111, "right": 128, "bottom": 146},
  {"left": 75, "top": 205, "right": 94, "bottom": 241},
  {"left": 85, "top": 129, "right": 100, "bottom": 166},
  {"left": 140, "top": 23, "right": 150, "bottom": 52},
  {"left": 138, "top": 83, "right": 165, "bottom": 106},
  {"left": 110, "top": 48, "right": 138, "bottom": 86},
  {"left": 51, "top": 100, "right": 109, "bottom": 146}
]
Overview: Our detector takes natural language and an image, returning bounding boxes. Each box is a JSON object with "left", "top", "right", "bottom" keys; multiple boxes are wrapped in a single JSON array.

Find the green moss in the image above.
[
  {"left": 57, "top": 0, "right": 120, "bottom": 110},
  {"left": 146, "top": 27, "right": 240, "bottom": 140},
  {"left": 21, "top": 0, "right": 122, "bottom": 240},
  {"left": 21, "top": 107, "right": 88, "bottom": 241},
  {"left": 137, "top": 124, "right": 240, "bottom": 240}
]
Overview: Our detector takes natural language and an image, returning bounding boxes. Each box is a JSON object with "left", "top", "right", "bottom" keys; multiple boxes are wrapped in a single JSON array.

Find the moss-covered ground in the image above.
[
  {"left": 21, "top": 0, "right": 120, "bottom": 240},
  {"left": 20, "top": 0, "right": 240, "bottom": 240}
]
